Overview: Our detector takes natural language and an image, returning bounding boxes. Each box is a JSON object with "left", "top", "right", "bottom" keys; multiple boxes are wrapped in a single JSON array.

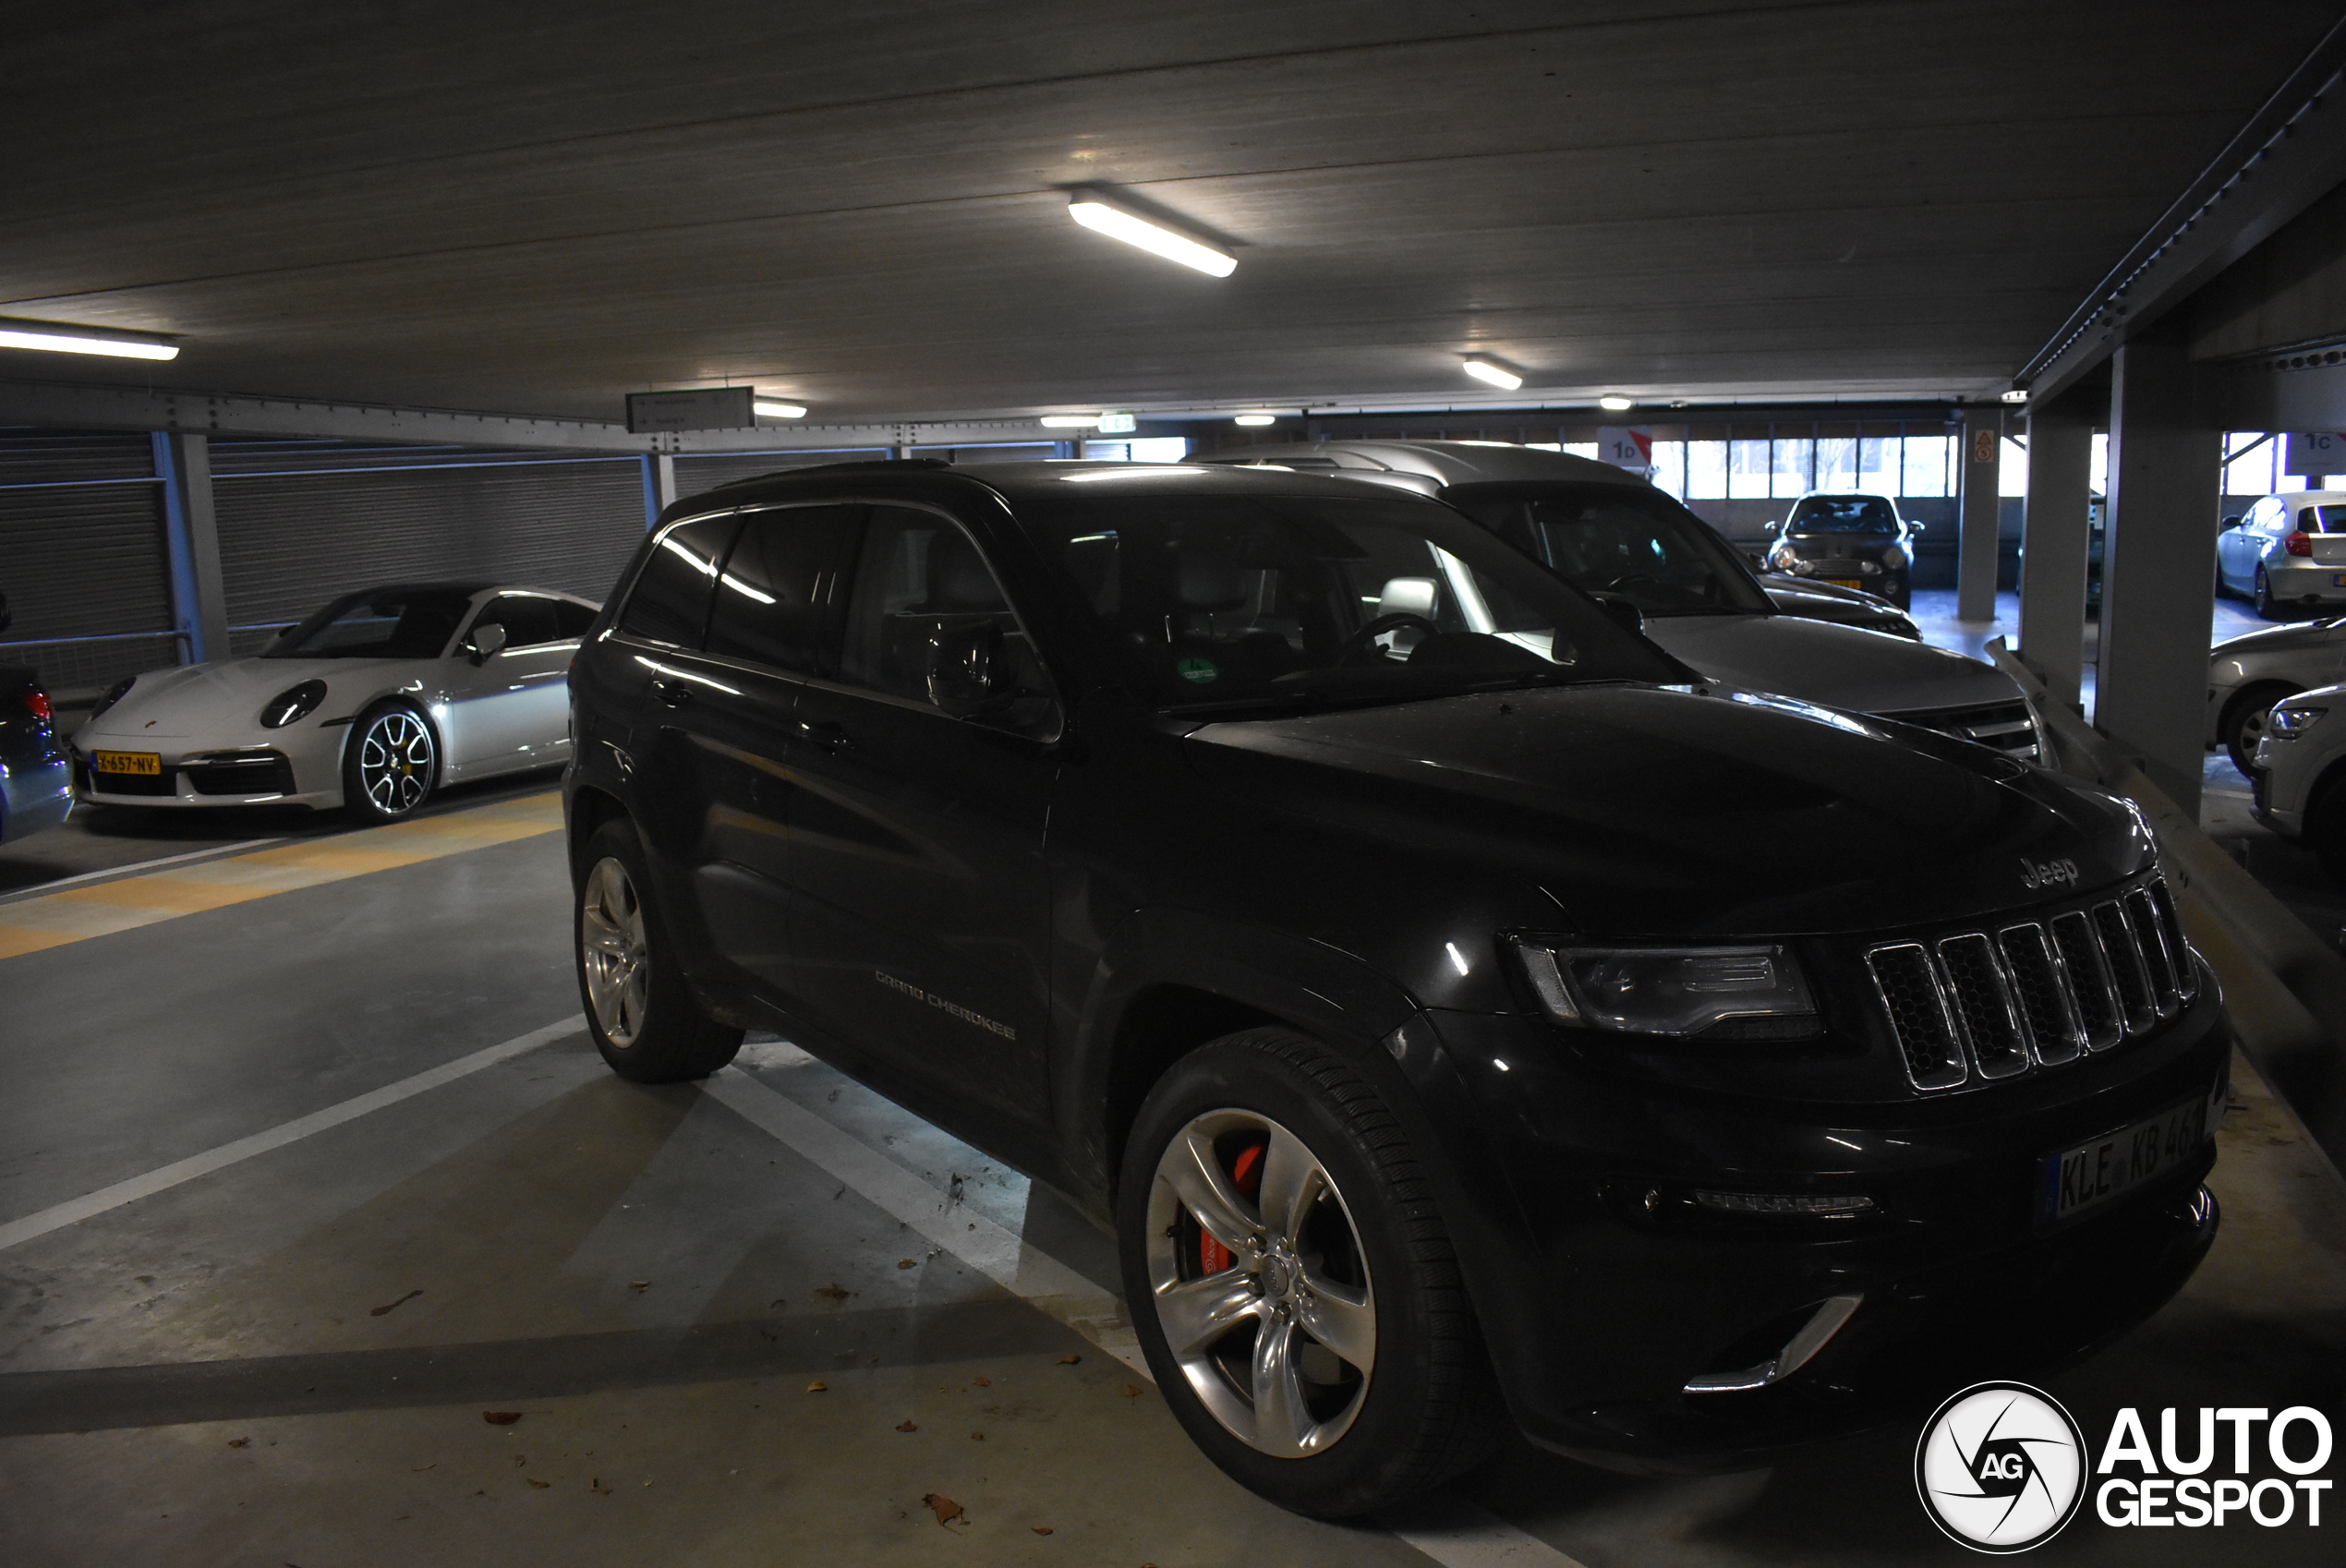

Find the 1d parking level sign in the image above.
[{"left": 626, "top": 387, "right": 756, "bottom": 434}]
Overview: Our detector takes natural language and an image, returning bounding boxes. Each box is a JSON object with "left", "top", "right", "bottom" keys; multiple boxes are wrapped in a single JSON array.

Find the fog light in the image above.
[{"left": 1691, "top": 1190, "right": 1875, "bottom": 1216}]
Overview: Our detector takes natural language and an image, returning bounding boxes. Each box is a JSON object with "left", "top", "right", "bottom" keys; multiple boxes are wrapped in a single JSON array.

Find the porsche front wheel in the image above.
[{"left": 343, "top": 701, "right": 438, "bottom": 824}]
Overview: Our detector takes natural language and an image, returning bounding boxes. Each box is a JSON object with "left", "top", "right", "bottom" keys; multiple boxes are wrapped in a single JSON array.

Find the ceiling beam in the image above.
[
  {"left": 2020, "top": 15, "right": 2346, "bottom": 404},
  {"left": 0, "top": 378, "right": 1070, "bottom": 454}
]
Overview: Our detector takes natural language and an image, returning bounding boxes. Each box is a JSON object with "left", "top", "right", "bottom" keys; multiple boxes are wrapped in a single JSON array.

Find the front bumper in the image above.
[
  {"left": 1412, "top": 988, "right": 2230, "bottom": 1470},
  {"left": 70, "top": 748, "right": 338, "bottom": 810}
]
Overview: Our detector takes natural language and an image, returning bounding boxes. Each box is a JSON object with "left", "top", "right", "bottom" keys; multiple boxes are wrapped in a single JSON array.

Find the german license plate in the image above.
[
  {"left": 1827, "top": 579, "right": 1865, "bottom": 590},
  {"left": 2038, "top": 1087, "right": 2217, "bottom": 1226},
  {"left": 91, "top": 750, "right": 162, "bottom": 775}
]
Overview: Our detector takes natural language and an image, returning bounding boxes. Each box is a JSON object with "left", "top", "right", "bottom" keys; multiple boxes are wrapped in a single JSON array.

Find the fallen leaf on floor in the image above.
[
  {"left": 511, "top": 1455, "right": 527, "bottom": 1467},
  {"left": 526, "top": 1478, "right": 550, "bottom": 1490},
  {"left": 1057, "top": 1354, "right": 1082, "bottom": 1365},
  {"left": 1033, "top": 1526, "right": 1054, "bottom": 1535},
  {"left": 921, "top": 1492, "right": 966, "bottom": 1527},
  {"left": 482, "top": 1412, "right": 523, "bottom": 1426},
  {"left": 369, "top": 1288, "right": 423, "bottom": 1317},
  {"left": 971, "top": 1430, "right": 985, "bottom": 1441},
  {"left": 972, "top": 1375, "right": 990, "bottom": 1387},
  {"left": 590, "top": 1478, "right": 612, "bottom": 1496},
  {"left": 226, "top": 1438, "right": 248, "bottom": 1448},
  {"left": 1119, "top": 1384, "right": 1143, "bottom": 1398},
  {"left": 410, "top": 1464, "right": 434, "bottom": 1473},
  {"left": 628, "top": 1280, "right": 650, "bottom": 1292},
  {"left": 806, "top": 1381, "right": 828, "bottom": 1393},
  {"left": 896, "top": 1258, "right": 917, "bottom": 1269},
  {"left": 759, "top": 1329, "right": 779, "bottom": 1342},
  {"left": 896, "top": 1419, "right": 918, "bottom": 1432},
  {"left": 815, "top": 1283, "right": 851, "bottom": 1300}
]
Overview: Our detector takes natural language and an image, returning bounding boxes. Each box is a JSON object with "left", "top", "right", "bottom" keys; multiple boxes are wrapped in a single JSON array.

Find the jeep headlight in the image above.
[
  {"left": 1881, "top": 546, "right": 1906, "bottom": 570},
  {"left": 1510, "top": 939, "right": 1820, "bottom": 1040},
  {"left": 2269, "top": 704, "right": 2328, "bottom": 739}
]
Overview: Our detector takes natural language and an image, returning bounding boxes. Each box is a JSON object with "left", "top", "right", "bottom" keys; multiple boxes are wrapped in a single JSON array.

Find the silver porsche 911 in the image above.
[{"left": 71, "top": 582, "right": 599, "bottom": 823}]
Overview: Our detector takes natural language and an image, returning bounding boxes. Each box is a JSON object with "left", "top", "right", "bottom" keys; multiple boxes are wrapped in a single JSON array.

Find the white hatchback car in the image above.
[
  {"left": 73, "top": 582, "right": 597, "bottom": 823},
  {"left": 2215, "top": 490, "right": 2346, "bottom": 618}
]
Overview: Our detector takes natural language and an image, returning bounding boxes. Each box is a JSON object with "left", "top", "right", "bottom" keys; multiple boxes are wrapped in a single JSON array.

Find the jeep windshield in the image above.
[
  {"left": 1032, "top": 488, "right": 1684, "bottom": 713},
  {"left": 1440, "top": 481, "right": 1773, "bottom": 618}
]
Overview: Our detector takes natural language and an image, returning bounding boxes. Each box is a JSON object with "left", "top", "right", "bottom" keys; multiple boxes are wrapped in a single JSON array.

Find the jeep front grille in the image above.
[
  {"left": 1884, "top": 699, "right": 2040, "bottom": 763},
  {"left": 1863, "top": 874, "right": 2195, "bottom": 1092}
]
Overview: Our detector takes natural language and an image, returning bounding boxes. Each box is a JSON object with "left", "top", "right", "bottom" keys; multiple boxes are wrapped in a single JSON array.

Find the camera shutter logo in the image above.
[{"left": 1916, "top": 1382, "right": 2088, "bottom": 1552}]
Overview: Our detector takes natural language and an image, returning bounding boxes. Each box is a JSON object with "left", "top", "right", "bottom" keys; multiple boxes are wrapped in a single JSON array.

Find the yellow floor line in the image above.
[{"left": 0, "top": 792, "right": 563, "bottom": 963}]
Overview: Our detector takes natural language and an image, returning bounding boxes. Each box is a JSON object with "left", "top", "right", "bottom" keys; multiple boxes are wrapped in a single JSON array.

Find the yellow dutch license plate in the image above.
[
  {"left": 91, "top": 750, "right": 162, "bottom": 776},
  {"left": 1826, "top": 578, "right": 1866, "bottom": 590}
]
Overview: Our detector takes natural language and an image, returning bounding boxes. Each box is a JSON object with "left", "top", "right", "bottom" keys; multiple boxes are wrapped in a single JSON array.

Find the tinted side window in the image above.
[
  {"left": 705, "top": 505, "right": 860, "bottom": 674},
  {"left": 553, "top": 599, "right": 598, "bottom": 638},
  {"left": 618, "top": 513, "right": 741, "bottom": 648},
  {"left": 472, "top": 594, "right": 562, "bottom": 649},
  {"left": 836, "top": 506, "right": 1046, "bottom": 706}
]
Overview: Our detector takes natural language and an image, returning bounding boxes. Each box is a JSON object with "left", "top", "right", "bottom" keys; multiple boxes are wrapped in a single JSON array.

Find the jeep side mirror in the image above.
[
  {"left": 927, "top": 622, "right": 1012, "bottom": 718},
  {"left": 468, "top": 621, "right": 507, "bottom": 663},
  {"left": 1590, "top": 594, "right": 1645, "bottom": 637},
  {"left": 1910, "top": 522, "right": 1927, "bottom": 533}
]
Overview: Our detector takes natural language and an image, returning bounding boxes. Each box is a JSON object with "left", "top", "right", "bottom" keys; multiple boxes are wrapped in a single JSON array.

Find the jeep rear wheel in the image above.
[{"left": 1118, "top": 1028, "right": 1501, "bottom": 1517}]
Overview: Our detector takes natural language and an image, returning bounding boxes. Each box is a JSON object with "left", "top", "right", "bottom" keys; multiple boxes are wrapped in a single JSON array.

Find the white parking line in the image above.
[
  {"left": 0, "top": 1018, "right": 582, "bottom": 1251},
  {"left": 704, "top": 1060, "right": 1590, "bottom": 1568}
]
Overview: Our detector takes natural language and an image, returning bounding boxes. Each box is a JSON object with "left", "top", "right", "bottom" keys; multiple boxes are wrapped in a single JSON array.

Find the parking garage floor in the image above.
[{"left": 4, "top": 704, "right": 2343, "bottom": 1566}]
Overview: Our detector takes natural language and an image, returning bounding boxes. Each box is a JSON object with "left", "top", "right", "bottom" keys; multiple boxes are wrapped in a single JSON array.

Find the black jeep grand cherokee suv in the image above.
[{"left": 564, "top": 460, "right": 2225, "bottom": 1517}]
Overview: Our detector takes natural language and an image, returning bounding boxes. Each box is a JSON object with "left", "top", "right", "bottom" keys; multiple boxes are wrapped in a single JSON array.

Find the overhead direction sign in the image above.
[{"left": 625, "top": 387, "right": 756, "bottom": 434}]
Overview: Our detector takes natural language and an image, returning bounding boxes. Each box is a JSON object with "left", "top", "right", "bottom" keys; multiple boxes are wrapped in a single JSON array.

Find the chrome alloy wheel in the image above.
[
  {"left": 578, "top": 856, "right": 649, "bottom": 1046},
  {"left": 357, "top": 709, "right": 434, "bottom": 814},
  {"left": 1145, "top": 1109, "right": 1376, "bottom": 1458}
]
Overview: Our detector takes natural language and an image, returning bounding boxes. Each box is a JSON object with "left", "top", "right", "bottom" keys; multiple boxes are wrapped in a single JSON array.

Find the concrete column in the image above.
[
  {"left": 152, "top": 431, "right": 228, "bottom": 666},
  {"left": 640, "top": 453, "right": 677, "bottom": 528},
  {"left": 1956, "top": 405, "right": 2003, "bottom": 620},
  {"left": 2098, "top": 326, "right": 2221, "bottom": 815},
  {"left": 2014, "top": 391, "right": 2096, "bottom": 710}
]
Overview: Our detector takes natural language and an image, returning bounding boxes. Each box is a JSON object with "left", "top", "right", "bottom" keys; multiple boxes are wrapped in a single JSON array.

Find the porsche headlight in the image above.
[
  {"left": 91, "top": 675, "right": 137, "bottom": 718},
  {"left": 260, "top": 680, "right": 329, "bottom": 729},
  {"left": 1511, "top": 939, "right": 1820, "bottom": 1040}
]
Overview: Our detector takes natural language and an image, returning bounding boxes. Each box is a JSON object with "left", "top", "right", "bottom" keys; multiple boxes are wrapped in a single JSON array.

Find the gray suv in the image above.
[{"left": 1190, "top": 441, "right": 2039, "bottom": 761}]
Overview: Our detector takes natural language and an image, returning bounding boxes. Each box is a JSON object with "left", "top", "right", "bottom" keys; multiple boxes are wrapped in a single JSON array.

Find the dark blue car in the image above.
[{"left": 0, "top": 592, "right": 73, "bottom": 845}]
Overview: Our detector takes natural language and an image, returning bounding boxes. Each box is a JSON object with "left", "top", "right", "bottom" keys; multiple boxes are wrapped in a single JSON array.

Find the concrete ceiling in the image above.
[{"left": 5, "top": 0, "right": 2340, "bottom": 427}]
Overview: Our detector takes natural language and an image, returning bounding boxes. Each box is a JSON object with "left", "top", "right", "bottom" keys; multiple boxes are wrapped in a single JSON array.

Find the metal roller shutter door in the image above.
[
  {"left": 0, "top": 430, "right": 174, "bottom": 693},
  {"left": 671, "top": 449, "right": 889, "bottom": 503},
  {"left": 214, "top": 459, "right": 647, "bottom": 630}
]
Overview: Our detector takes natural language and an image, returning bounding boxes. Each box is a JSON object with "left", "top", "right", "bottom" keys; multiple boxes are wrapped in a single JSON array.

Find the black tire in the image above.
[
  {"left": 574, "top": 817, "right": 743, "bottom": 1082},
  {"left": 2221, "top": 683, "right": 2299, "bottom": 777},
  {"left": 2255, "top": 567, "right": 2281, "bottom": 621},
  {"left": 1118, "top": 1027, "right": 1502, "bottom": 1518},
  {"left": 342, "top": 699, "right": 439, "bottom": 825}
]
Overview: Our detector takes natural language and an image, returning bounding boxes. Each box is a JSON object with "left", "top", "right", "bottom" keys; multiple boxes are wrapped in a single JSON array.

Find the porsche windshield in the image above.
[
  {"left": 1439, "top": 482, "right": 1773, "bottom": 617},
  {"left": 1031, "top": 488, "right": 1682, "bottom": 713},
  {"left": 268, "top": 587, "right": 475, "bottom": 659}
]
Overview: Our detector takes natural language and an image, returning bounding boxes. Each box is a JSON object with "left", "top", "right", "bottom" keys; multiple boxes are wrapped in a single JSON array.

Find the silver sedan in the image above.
[
  {"left": 71, "top": 582, "right": 598, "bottom": 823},
  {"left": 2206, "top": 617, "right": 2346, "bottom": 775}
]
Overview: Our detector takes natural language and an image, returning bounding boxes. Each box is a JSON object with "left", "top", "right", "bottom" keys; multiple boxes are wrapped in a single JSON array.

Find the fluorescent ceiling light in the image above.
[
  {"left": 1040, "top": 414, "right": 1105, "bottom": 429},
  {"left": 2001, "top": 389, "right": 2030, "bottom": 404},
  {"left": 1234, "top": 414, "right": 1278, "bottom": 427},
  {"left": 1068, "top": 192, "right": 1236, "bottom": 278},
  {"left": 1461, "top": 357, "right": 1522, "bottom": 391},
  {"left": 753, "top": 401, "right": 806, "bottom": 418},
  {"left": 0, "top": 318, "right": 178, "bottom": 361},
  {"left": 1599, "top": 394, "right": 1634, "bottom": 411}
]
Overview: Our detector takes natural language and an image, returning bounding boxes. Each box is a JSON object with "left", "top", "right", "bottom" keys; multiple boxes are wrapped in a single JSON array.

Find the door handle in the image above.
[
  {"left": 653, "top": 679, "right": 694, "bottom": 709},
  {"left": 796, "top": 718, "right": 851, "bottom": 754}
]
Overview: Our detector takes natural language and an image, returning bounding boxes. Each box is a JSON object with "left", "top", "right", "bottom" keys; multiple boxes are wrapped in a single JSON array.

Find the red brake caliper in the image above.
[{"left": 1198, "top": 1140, "right": 1265, "bottom": 1274}]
